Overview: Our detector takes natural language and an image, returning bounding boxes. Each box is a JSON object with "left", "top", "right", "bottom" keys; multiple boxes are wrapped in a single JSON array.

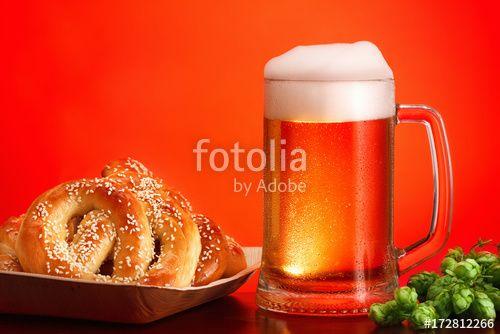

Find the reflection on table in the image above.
[{"left": 0, "top": 292, "right": 496, "bottom": 334}]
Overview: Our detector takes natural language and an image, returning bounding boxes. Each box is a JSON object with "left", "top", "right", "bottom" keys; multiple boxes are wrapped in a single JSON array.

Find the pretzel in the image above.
[
  {"left": 102, "top": 159, "right": 201, "bottom": 287},
  {"left": 192, "top": 214, "right": 248, "bottom": 285},
  {"left": 223, "top": 234, "right": 247, "bottom": 278},
  {"left": 0, "top": 215, "right": 23, "bottom": 272},
  {"left": 7, "top": 158, "right": 245, "bottom": 287},
  {"left": 15, "top": 178, "right": 154, "bottom": 282},
  {"left": 192, "top": 214, "right": 229, "bottom": 286}
]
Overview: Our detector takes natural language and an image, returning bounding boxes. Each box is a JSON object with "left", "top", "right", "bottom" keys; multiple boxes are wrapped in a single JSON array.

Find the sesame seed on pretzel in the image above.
[
  {"left": 15, "top": 178, "right": 154, "bottom": 283},
  {"left": 102, "top": 158, "right": 201, "bottom": 287}
]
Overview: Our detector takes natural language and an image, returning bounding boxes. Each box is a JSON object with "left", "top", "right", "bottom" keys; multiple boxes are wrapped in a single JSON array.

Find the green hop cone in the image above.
[
  {"left": 427, "top": 275, "right": 458, "bottom": 301},
  {"left": 394, "top": 286, "right": 418, "bottom": 314},
  {"left": 484, "top": 263, "right": 500, "bottom": 288},
  {"left": 469, "top": 291, "right": 496, "bottom": 320},
  {"left": 453, "top": 259, "right": 481, "bottom": 282},
  {"left": 474, "top": 251, "right": 498, "bottom": 268},
  {"left": 369, "top": 300, "right": 402, "bottom": 327},
  {"left": 452, "top": 284, "right": 475, "bottom": 314},
  {"left": 446, "top": 247, "right": 464, "bottom": 261},
  {"left": 482, "top": 284, "right": 500, "bottom": 312},
  {"left": 433, "top": 289, "right": 453, "bottom": 319},
  {"left": 440, "top": 257, "right": 458, "bottom": 275},
  {"left": 408, "top": 271, "right": 440, "bottom": 302},
  {"left": 410, "top": 301, "right": 438, "bottom": 329},
  {"left": 467, "top": 239, "right": 494, "bottom": 262}
]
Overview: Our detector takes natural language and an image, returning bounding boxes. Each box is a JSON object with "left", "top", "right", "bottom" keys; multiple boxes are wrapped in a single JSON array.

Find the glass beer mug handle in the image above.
[{"left": 396, "top": 104, "right": 453, "bottom": 274}]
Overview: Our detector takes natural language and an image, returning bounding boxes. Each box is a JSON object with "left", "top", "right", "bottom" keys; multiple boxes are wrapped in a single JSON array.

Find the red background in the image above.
[{"left": 0, "top": 1, "right": 499, "bottom": 291}]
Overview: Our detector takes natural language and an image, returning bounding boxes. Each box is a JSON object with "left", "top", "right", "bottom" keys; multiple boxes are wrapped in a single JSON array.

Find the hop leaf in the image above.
[
  {"left": 453, "top": 259, "right": 481, "bottom": 282},
  {"left": 369, "top": 300, "right": 403, "bottom": 327},
  {"left": 394, "top": 287, "right": 418, "bottom": 314},
  {"left": 408, "top": 271, "right": 439, "bottom": 302},
  {"left": 440, "top": 257, "right": 458, "bottom": 274},
  {"left": 410, "top": 301, "right": 438, "bottom": 329},
  {"left": 469, "top": 291, "right": 496, "bottom": 320},
  {"left": 452, "top": 284, "right": 475, "bottom": 314}
]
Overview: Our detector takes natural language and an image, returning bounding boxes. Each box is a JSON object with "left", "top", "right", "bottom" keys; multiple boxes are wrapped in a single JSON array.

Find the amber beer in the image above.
[
  {"left": 264, "top": 115, "right": 395, "bottom": 274},
  {"left": 260, "top": 115, "right": 397, "bottom": 311}
]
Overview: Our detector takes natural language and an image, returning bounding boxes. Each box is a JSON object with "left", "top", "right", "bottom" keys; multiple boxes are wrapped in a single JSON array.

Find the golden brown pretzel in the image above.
[
  {"left": 0, "top": 215, "right": 23, "bottom": 272},
  {"left": 223, "top": 234, "right": 247, "bottom": 278},
  {"left": 192, "top": 214, "right": 248, "bottom": 285},
  {"left": 15, "top": 178, "right": 154, "bottom": 282},
  {"left": 192, "top": 214, "right": 229, "bottom": 286},
  {"left": 7, "top": 158, "right": 244, "bottom": 287},
  {"left": 102, "top": 158, "right": 201, "bottom": 287}
]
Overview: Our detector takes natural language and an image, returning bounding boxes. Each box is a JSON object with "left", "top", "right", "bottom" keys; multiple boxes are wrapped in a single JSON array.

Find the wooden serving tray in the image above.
[{"left": 0, "top": 247, "right": 261, "bottom": 323}]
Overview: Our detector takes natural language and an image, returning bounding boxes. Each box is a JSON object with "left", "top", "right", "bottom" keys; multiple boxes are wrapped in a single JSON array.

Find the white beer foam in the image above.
[
  {"left": 264, "top": 41, "right": 395, "bottom": 122},
  {"left": 264, "top": 41, "right": 393, "bottom": 81}
]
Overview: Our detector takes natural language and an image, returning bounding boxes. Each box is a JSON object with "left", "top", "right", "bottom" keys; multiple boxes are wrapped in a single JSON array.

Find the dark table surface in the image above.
[{"left": 0, "top": 292, "right": 496, "bottom": 334}]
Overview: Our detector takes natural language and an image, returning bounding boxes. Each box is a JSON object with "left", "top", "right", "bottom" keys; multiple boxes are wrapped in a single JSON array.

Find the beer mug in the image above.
[{"left": 257, "top": 42, "right": 453, "bottom": 316}]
